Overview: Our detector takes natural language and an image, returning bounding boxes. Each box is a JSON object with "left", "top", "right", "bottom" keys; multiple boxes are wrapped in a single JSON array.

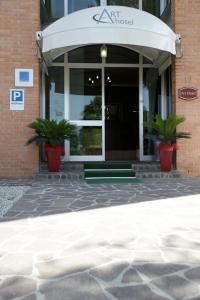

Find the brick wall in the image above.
[
  {"left": 172, "top": 0, "right": 200, "bottom": 176},
  {"left": 0, "top": 0, "right": 40, "bottom": 178}
]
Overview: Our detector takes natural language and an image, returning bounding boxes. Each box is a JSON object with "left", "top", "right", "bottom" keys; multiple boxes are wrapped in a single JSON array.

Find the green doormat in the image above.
[{"left": 84, "top": 162, "right": 142, "bottom": 184}]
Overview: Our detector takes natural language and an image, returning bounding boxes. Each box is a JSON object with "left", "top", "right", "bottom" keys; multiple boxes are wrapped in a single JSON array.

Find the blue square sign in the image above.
[{"left": 19, "top": 71, "right": 29, "bottom": 82}]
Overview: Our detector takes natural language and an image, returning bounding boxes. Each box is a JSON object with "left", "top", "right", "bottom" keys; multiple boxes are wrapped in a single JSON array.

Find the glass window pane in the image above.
[
  {"left": 142, "top": 0, "right": 160, "bottom": 17},
  {"left": 70, "top": 69, "right": 102, "bottom": 120},
  {"left": 143, "top": 68, "right": 161, "bottom": 155},
  {"left": 68, "top": 46, "right": 101, "bottom": 63},
  {"left": 46, "top": 67, "right": 64, "bottom": 121},
  {"left": 165, "top": 66, "right": 172, "bottom": 117},
  {"left": 53, "top": 54, "right": 65, "bottom": 62},
  {"left": 68, "top": 0, "right": 100, "bottom": 14},
  {"left": 70, "top": 127, "right": 102, "bottom": 155},
  {"left": 107, "top": 0, "right": 139, "bottom": 8},
  {"left": 42, "top": 0, "right": 64, "bottom": 26},
  {"left": 143, "top": 56, "right": 153, "bottom": 64},
  {"left": 106, "top": 45, "right": 139, "bottom": 64},
  {"left": 50, "top": 0, "right": 64, "bottom": 18},
  {"left": 160, "top": 0, "right": 170, "bottom": 15}
]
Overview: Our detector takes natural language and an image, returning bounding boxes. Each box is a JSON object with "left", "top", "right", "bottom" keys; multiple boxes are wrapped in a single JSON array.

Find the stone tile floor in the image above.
[{"left": 0, "top": 177, "right": 200, "bottom": 299}]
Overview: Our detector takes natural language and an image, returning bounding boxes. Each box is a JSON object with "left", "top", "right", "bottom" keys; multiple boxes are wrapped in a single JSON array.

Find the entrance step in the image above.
[
  {"left": 85, "top": 170, "right": 134, "bottom": 178},
  {"left": 135, "top": 170, "right": 181, "bottom": 179},
  {"left": 84, "top": 162, "right": 141, "bottom": 184},
  {"left": 40, "top": 162, "right": 84, "bottom": 172},
  {"left": 35, "top": 171, "right": 84, "bottom": 181},
  {"left": 84, "top": 162, "right": 132, "bottom": 170},
  {"left": 132, "top": 162, "right": 160, "bottom": 172},
  {"left": 132, "top": 162, "right": 182, "bottom": 178},
  {"left": 37, "top": 162, "right": 182, "bottom": 181},
  {"left": 37, "top": 162, "right": 84, "bottom": 181}
]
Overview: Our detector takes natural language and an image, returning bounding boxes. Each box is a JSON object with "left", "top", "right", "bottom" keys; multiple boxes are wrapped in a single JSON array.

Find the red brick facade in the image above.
[
  {"left": 172, "top": 0, "right": 200, "bottom": 176},
  {"left": 0, "top": 0, "right": 40, "bottom": 178},
  {"left": 0, "top": 1, "right": 200, "bottom": 177}
]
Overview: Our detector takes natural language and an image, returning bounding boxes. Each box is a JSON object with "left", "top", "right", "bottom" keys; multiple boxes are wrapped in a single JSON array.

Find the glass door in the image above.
[
  {"left": 68, "top": 68, "right": 104, "bottom": 161},
  {"left": 142, "top": 68, "right": 161, "bottom": 160},
  {"left": 105, "top": 67, "right": 139, "bottom": 161}
]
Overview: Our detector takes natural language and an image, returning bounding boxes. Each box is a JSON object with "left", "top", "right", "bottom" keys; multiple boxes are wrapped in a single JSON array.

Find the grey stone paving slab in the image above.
[
  {"left": 121, "top": 267, "right": 143, "bottom": 283},
  {"left": 24, "top": 240, "right": 65, "bottom": 253},
  {"left": 185, "top": 267, "right": 200, "bottom": 284},
  {"left": 0, "top": 236, "right": 33, "bottom": 252},
  {"left": 133, "top": 251, "right": 165, "bottom": 263},
  {"left": 36, "top": 252, "right": 110, "bottom": 279},
  {"left": 107, "top": 285, "right": 169, "bottom": 300},
  {"left": 39, "top": 273, "right": 110, "bottom": 300},
  {"left": 136, "top": 263, "right": 189, "bottom": 280},
  {"left": 151, "top": 275, "right": 200, "bottom": 300},
  {"left": 163, "top": 234, "right": 200, "bottom": 250},
  {"left": 0, "top": 277, "right": 36, "bottom": 300},
  {"left": 0, "top": 254, "right": 33, "bottom": 276},
  {"left": 0, "top": 178, "right": 200, "bottom": 299},
  {"left": 0, "top": 227, "right": 19, "bottom": 243},
  {"left": 161, "top": 248, "right": 200, "bottom": 264},
  {"left": 20, "top": 295, "right": 37, "bottom": 300},
  {"left": 90, "top": 260, "right": 130, "bottom": 282}
]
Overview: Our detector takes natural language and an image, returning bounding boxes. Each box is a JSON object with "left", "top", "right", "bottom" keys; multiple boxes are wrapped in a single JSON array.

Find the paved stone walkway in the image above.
[{"left": 0, "top": 178, "right": 200, "bottom": 300}]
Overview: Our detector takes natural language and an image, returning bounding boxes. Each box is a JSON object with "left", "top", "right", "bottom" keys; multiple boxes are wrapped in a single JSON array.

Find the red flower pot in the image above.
[
  {"left": 44, "top": 144, "right": 65, "bottom": 172},
  {"left": 159, "top": 143, "right": 174, "bottom": 172}
]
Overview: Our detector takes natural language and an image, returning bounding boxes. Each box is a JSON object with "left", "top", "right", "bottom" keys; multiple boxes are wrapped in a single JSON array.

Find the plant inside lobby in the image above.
[
  {"left": 145, "top": 115, "right": 191, "bottom": 172},
  {"left": 26, "top": 119, "right": 76, "bottom": 172}
]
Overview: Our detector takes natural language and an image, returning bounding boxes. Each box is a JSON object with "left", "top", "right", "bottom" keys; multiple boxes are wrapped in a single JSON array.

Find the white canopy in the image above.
[{"left": 38, "top": 6, "right": 179, "bottom": 64}]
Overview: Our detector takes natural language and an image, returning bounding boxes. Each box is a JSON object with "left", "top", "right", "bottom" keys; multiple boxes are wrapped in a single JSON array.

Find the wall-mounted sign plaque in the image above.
[
  {"left": 15, "top": 69, "right": 33, "bottom": 87},
  {"left": 10, "top": 89, "right": 24, "bottom": 111},
  {"left": 178, "top": 87, "right": 198, "bottom": 100}
]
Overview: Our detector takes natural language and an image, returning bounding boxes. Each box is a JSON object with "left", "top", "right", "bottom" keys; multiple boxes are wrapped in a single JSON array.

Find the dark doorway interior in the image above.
[{"left": 105, "top": 68, "right": 139, "bottom": 160}]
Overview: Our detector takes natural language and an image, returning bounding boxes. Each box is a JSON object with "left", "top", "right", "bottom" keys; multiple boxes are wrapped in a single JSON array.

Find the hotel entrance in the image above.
[
  {"left": 45, "top": 44, "right": 171, "bottom": 162},
  {"left": 39, "top": 4, "right": 177, "bottom": 163}
]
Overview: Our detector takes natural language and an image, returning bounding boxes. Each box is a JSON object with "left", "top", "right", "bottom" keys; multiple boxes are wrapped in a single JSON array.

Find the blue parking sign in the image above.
[{"left": 10, "top": 89, "right": 24, "bottom": 111}]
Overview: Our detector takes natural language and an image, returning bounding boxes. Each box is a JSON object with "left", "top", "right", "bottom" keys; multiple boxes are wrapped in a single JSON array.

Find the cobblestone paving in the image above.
[{"left": 0, "top": 178, "right": 200, "bottom": 299}]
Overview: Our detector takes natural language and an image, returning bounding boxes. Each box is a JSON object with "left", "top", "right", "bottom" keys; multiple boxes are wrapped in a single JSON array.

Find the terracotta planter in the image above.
[
  {"left": 159, "top": 143, "right": 175, "bottom": 172},
  {"left": 44, "top": 144, "right": 65, "bottom": 172}
]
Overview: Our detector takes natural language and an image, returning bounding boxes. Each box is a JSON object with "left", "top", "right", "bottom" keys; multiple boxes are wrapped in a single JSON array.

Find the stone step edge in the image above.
[
  {"left": 35, "top": 172, "right": 84, "bottom": 180},
  {"left": 133, "top": 167, "right": 161, "bottom": 171},
  {"left": 136, "top": 171, "right": 182, "bottom": 178}
]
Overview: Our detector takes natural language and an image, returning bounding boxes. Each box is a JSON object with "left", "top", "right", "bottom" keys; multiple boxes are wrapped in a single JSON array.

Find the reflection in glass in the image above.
[
  {"left": 143, "top": 56, "right": 153, "bottom": 64},
  {"left": 106, "top": 45, "right": 139, "bottom": 64},
  {"left": 53, "top": 55, "right": 64, "bottom": 62},
  {"left": 41, "top": 0, "right": 64, "bottom": 26},
  {"left": 70, "top": 69, "right": 102, "bottom": 120},
  {"left": 68, "top": 45, "right": 139, "bottom": 64},
  {"left": 143, "top": 68, "right": 161, "bottom": 155},
  {"left": 142, "top": 0, "right": 160, "bottom": 17},
  {"left": 165, "top": 66, "right": 172, "bottom": 117},
  {"left": 70, "top": 127, "right": 102, "bottom": 155},
  {"left": 68, "top": 0, "right": 100, "bottom": 14},
  {"left": 68, "top": 46, "right": 101, "bottom": 63},
  {"left": 46, "top": 67, "right": 64, "bottom": 121},
  {"left": 107, "top": 0, "right": 139, "bottom": 8}
]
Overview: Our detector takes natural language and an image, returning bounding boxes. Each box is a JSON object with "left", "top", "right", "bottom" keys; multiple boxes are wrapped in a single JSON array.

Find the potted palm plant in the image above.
[
  {"left": 26, "top": 118, "right": 76, "bottom": 172},
  {"left": 145, "top": 115, "right": 191, "bottom": 172}
]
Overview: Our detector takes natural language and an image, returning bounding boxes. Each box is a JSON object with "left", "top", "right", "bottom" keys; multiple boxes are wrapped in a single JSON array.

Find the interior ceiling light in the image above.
[{"left": 100, "top": 44, "right": 107, "bottom": 58}]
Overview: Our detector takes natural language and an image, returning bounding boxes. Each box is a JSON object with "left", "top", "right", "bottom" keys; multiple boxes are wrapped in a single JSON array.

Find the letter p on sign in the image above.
[
  {"left": 10, "top": 89, "right": 24, "bottom": 111},
  {"left": 12, "top": 90, "right": 23, "bottom": 102}
]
